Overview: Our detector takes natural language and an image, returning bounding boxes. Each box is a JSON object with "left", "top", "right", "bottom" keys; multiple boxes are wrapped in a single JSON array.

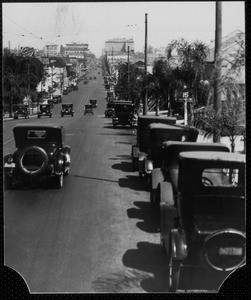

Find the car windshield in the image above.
[{"left": 27, "top": 130, "right": 46, "bottom": 139}]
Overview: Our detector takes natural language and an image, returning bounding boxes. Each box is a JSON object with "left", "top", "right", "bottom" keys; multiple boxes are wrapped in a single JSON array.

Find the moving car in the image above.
[
  {"left": 84, "top": 104, "right": 93, "bottom": 115},
  {"left": 13, "top": 105, "right": 29, "bottom": 119},
  {"left": 4, "top": 124, "right": 71, "bottom": 189},
  {"left": 37, "top": 104, "right": 52, "bottom": 118},
  {"left": 90, "top": 99, "right": 98, "bottom": 108},
  {"left": 160, "top": 151, "right": 245, "bottom": 292},
  {"left": 61, "top": 103, "right": 74, "bottom": 117},
  {"left": 112, "top": 101, "right": 137, "bottom": 128}
]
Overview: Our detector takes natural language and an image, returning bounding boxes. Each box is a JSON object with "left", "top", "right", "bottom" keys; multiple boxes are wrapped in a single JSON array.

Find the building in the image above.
[
  {"left": 61, "top": 43, "right": 89, "bottom": 59},
  {"left": 45, "top": 44, "right": 60, "bottom": 57},
  {"left": 104, "top": 38, "right": 134, "bottom": 55}
]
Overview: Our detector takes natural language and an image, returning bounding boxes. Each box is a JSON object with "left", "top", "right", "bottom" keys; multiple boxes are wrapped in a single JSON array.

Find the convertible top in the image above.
[{"left": 179, "top": 151, "right": 245, "bottom": 163}]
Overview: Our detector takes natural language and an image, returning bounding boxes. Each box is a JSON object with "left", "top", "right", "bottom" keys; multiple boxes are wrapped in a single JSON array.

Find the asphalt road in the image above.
[{"left": 3, "top": 70, "right": 234, "bottom": 293}]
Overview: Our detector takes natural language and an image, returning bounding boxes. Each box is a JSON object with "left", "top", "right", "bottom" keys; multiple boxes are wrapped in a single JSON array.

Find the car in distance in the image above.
[
  {"left": 13, "top": 105, "right": 29, "bottom": 119},
  {"left": 90, "top": 99, "right": 97, "bottom": 108},
  {"left": 4, "top": 123, "right": 71, "bottom": 189},
  {"left": 84, "top": 104, "right": 94, "bottom": 115},
  {"left": 160, "top": 151, "right": 245, "bottom": 292},
  {"left": 61, "top": 103, "right": 74, "bottom": 117},
  {"left": 112, "top": 101, "right": 137, "bottom": 128},
  {"left": 37, "top": 104, "right": 52, "bottom": 118}
]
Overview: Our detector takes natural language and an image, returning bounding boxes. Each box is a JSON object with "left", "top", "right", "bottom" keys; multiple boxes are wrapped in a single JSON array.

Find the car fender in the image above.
[
  {"left": 54, "top": 154, "right": 65, "bottom": 175},
  {"left": 151, "top": 168, "right": 164, "bottom": 190},
  {"left": 170, "top": 229, "right": 188, "bottom": 260},
  {"left": 160, "top": 182, "right": 177, "bottom": 254}
]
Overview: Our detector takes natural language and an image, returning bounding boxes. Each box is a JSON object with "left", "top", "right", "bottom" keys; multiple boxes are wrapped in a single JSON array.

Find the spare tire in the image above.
[
  {"left": 16, "top": 146, "right": 49, "bottom": 176},
  {"left": 201, "top": 229, "right": 246, "bottom": 273}
]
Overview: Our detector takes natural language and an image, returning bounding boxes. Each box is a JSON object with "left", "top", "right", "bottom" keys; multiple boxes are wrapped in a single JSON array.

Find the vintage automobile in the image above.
[
  {"left": 137, "top": 123, "right": 194, "bottom": 183},
  {"left": 131, "top": 115, "right": 177, "bottom": 172},
  {"left": 160, "top": 151, "right": 245, "bottom": 292},
  {"left": 52, "top": 94, "right": 62, "bottom": 103},
  {"left": 4, "top": 124, "right": 71, "bottom": 189},
  {"left": 63, "top": 87, "right": 69, "bottom": 95},
  {"left": 151, "top": 141, "right": 229, "bottom": 207},
  {"left": 112, "top": 101, "right": 137, "bottom": 128},
  {"left": 37, "top": 104, "right": 52, "bottom": 118},
  {"left": 13, "top": 105, "right": 29, "bottom": 119},
  {"left": 84, "top": 104, "right": 94, "bottom": 115},
  {"left": 105, "top": 108, "right": 115, "bottom": 118},
  {"left": 61, "top": 103, "right": 74, "bottom": 117},
  {"left": 72, "top": 84, "right": 78, "bottom": 91},
  {"left": 90, "top": 99, "right": 98, "bottom": 108}
]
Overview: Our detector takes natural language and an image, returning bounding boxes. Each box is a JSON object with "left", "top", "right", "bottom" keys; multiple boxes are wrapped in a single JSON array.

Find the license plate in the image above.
[{"left": 219, "top": 247, "right": 243, "bottom": 256}]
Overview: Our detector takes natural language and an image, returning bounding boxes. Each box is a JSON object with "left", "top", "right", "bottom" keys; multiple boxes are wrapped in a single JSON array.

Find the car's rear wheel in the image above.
[
  {"left": 169, "top": 255, "right": 180, "bottom": 292},
  {"left": 5, "top": 176, "right": 12, "bottom": 190},
  {"left": 55, "top": 174, "right": 63, "bottom": 188}
]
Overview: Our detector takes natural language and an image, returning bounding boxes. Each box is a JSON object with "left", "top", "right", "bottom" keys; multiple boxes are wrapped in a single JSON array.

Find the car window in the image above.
[
  {"left": 27, "top": 130, "right": 46, "bottom": 139},
  {"left": 202, "top": 168, "right": 240, "bottom": 187}
]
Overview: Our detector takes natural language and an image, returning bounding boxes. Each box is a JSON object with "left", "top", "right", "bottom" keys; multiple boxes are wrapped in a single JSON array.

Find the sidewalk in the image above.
[{"left": 3, "top": 112, "right": 38, "bottom": 121}]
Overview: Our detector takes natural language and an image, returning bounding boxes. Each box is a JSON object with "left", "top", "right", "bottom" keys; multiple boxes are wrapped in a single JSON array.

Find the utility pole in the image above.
[
  {"left": 214, "top": 1, "right": 222, "bottom": 142},
  {"left": 143, "top": 13, "right": 148, "bottom": 115},
  {"left": 127, "top": 46, "right": 130, "bottom": 101}
]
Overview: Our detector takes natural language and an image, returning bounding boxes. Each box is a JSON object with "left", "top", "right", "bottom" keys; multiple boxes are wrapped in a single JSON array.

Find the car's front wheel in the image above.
[{"left": 55, "top": 174, "right": 63, "bottom": 188}]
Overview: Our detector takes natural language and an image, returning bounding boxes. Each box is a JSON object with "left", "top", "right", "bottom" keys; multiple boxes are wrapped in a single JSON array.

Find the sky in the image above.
[{"left": 3, "top": 1, "right": 245, "bottom": 57}]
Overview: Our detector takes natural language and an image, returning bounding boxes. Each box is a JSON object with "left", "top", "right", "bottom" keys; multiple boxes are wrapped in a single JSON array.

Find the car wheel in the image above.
[
  {"left": 5, "top": 176, "right": 12, "bottom": 190},
  {"left": 38, "top": 115, "right": 41, "bottom": 118},
  {"left": 168, "top": 237, "right": 180, "bottom": 292},
  {"left": 50, "top": 114, "right": 52, "bottom": 118},
  {"left": 55, "top": 174, "right": 63, "bottom": 188},
  {"left": 169, "top": 255, "right": 180, "bottom": 292}
]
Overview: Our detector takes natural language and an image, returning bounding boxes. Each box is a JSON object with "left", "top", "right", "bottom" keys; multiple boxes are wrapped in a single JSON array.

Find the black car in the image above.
[
  {"left": 160, "top": 151, "right": 245, "bottom": 292},
  {"left": 61, "top": 103, "right": 74, "bottom": 117},
  {"left": 90, "top": 99, "right": 97, "bottom": 108},
  {"left": 13, "top": 105, "right": 29, "bottom": 119},
  {"left": 112, "top": 101, "right": 137, "bottom": 128},
  {"left": 4, "top": 124, "right": 71, "bottom": 189},
  {"left": 38, "top": 104, "right": 52, "bottom": 118}
]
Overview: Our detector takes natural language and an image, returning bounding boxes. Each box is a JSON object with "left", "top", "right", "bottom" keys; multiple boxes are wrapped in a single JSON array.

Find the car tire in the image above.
[
  {"left": 169, "top": 256, "right": 180, "bottom": 292},
  {"left": 16, "top": 146, "right": 49, "bottom": 176},
  {"left": 50, "top": 114, "right": 52, "bottom": 118},
  {"left": 5, "top": 176, "right": 12, "bottom": 190},
  {"left": 55, "top": 174, "right": 63, "bottom": 188},
  {"left": 38, "top": 115, "right": 41, "bottom": 118}
]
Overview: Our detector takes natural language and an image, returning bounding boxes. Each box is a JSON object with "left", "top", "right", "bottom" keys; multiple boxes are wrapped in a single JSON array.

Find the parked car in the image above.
[
  {"left": 90, "top": 99, "right": 97, "bottom": 108},
  {"left": 112, "top": 101, "right": 137, "bottom": 128},
  {"left": 105, "top": 103, "right": 116, "bottom": 118},
  {"left": 53, "top": 94, "right": 62, "bottom": 103},
  {"left": 72, "top": 84, "right": 78, "bottom": 91},
  {"left": 84, "top": 104, "right": 93, "bottom": 115},
  {"left": 160, "top": 151, "right": 245, "bottom": 292},
  {"left": 61, "top": 103, "right": 74, "bottom": 117},
  {"left": 13, "top": 105, "right": 29, "bottom": 119},
  {"left": 137, "top": 123, "right": 188, "bottom": 183},
  {"left": 38, "top": 104, "right": 52, "bottom": 118},
  {"left": 4, "top": 124, "right": 71, "bottom": 189},
  {"left": 131, "top": 115, "right": 177, "bottom": 172},
  {"left": 151, "top": 141, "right": 230, "bottom": 207}
]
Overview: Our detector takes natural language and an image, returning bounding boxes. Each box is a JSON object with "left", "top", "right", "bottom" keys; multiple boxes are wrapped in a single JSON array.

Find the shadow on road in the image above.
[
  {"left": 122, "top": 241, "right": 169, "bottom": 293},
  {"left": 118, "top": 175, "right": 145, "bottom": 191},
  {"left": 112, "top": 161, "right": 132, "bottom": 172},
  {"left": 74, "top": 174, "right": 118, "bottom": 184},
  {"left": 127, "top": 201, "right": 160, "bottom": 233}
]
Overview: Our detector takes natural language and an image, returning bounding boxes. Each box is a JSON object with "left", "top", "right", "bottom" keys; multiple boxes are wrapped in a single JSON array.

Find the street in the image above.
[
  {"left": 3, "top": 69, "right": 239, "bottom": 293},
  {"left": 3, "top": 69, "right": 169, "bottom": 293}
]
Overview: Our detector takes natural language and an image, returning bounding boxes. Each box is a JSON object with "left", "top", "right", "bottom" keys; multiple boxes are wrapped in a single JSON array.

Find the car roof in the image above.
[
  {"left": 13, "top": 123, "right": 62, "bottom": 130},
  {"left": 179, "top": 151, "right": 245, "bottom": 163},
  {"left": 138, "top": 115, "right": 176, "bottom": 121},
  {"left": 163, "top": 141, "right": 228, "bottom": 149},
  {"left": 148, "top": 123, "right": 183, "bottom": 130}
]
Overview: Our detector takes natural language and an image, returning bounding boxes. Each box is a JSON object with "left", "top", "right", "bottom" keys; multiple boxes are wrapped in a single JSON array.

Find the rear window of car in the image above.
[
  {"left": 202, "top": 168, "right": 241, "bottom": 187},
  {"left": 27, "top": 130, "right": 46, "bottom": 139}
]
